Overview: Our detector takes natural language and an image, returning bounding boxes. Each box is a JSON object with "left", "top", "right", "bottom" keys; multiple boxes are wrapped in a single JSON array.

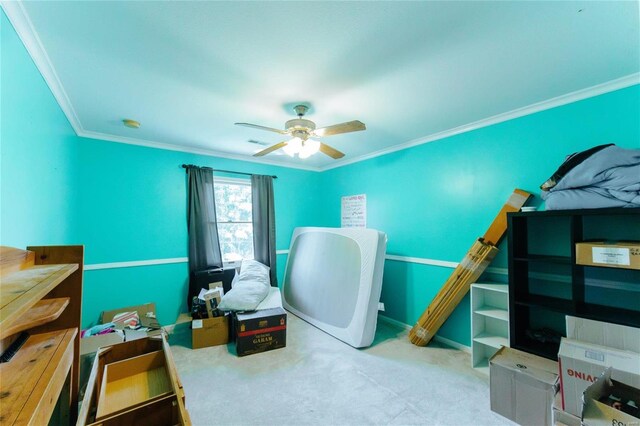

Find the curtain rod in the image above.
[{"left": 181, "top": 164, "right": 277, "bottom": 179}]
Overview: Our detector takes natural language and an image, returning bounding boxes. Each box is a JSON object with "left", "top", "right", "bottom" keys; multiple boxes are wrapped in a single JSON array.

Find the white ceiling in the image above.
[{"left": 5, "top": 1, "right": 639, "bottom": 170}]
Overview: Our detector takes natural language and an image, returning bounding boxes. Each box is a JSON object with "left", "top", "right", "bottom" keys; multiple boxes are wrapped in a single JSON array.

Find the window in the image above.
[{"left": 214, "top": 177, "right": 254, "bottom": 264}]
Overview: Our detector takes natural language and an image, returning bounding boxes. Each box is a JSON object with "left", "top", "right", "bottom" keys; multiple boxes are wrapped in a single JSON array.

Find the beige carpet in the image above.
[{"left": 170, "top": 313, "right": 513, "bottom": 426}]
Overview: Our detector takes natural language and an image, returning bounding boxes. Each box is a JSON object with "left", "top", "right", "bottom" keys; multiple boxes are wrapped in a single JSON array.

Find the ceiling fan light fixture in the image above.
[
  {"left": 299, "top": 139, "right": 320, "bottom": 159},
  {"left": 283, "top": 137, "right": 303, "bottom": 157},
  {"left": 238, "top": 105, "right": 363, "bottom": 160}
]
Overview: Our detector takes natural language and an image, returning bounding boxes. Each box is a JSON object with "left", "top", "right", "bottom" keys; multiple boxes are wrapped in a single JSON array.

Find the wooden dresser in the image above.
[{"left": 0, "top": 245, "right": 84, "bottom": 425}]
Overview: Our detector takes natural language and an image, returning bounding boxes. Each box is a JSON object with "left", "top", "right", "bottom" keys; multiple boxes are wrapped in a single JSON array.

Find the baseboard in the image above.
[
  {"left": 377, "top": 314, "right": 471, "bottom": 353},
  {"left": 164, "top": 313, "right": 471, "bottom": 353},
  {"left": 378, "top": 314, "right": 412, "bottom": 331},
  {"left": 433, "top": 335, "right": 471, "bottom": 353}
]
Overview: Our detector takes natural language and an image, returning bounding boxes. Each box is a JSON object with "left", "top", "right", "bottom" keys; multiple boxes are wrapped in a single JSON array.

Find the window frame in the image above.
[{"left": 213, "top": 176, "right": 253, "bottom": 269}]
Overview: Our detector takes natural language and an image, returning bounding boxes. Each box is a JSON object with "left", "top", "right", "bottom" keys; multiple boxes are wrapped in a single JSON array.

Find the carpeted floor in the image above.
[{"left": 170, "top": 313, "right": 513, "bottom": 426}]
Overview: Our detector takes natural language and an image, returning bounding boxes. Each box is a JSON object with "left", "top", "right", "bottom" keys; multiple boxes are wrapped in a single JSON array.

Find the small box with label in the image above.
[{"left": 575, "top": 241, "right": 640, "bottom": 270}]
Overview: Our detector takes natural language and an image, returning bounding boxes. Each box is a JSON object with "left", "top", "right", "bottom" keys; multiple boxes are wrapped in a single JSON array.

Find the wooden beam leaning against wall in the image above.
[{"left": 409, "top": 189, "right": 531, "bottom": 346}]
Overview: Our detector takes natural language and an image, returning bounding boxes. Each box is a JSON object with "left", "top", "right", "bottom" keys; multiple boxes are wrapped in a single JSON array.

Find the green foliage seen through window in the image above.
[{"left": 214, "top": 180, "right": 254, "bottom": 262}]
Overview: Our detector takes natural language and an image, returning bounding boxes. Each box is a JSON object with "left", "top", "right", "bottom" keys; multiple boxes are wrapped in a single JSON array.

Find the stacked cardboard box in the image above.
[
  {"left": 489, "top": 346, "right": 559, "bottom": 426},
  {"left": 558, "top": 317, "right": 640, "bottom": 417},
  {"left": 582, "top": 367, "right": 640, "bottom": 426},
  {"left": 552, "top": 392, "right": 580, "bottom": 426}
]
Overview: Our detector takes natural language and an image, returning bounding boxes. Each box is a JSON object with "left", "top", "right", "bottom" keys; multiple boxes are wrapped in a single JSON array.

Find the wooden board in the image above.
[
  {"left": 0, "top": 246, "right": 35, "bottom": 277},
  {"left": 482, "top": 189, "right": 531, "bottom": 246},
  {"left": 0, "top": 328, "right": 76, "bottom": 425},
  {"left": 88, "top": 394, "right": 184, "bottom": 426},
  {"left": 408, "top": 189, "right": 531, "bottom": 347},
  {"left": 162, "top": 333, "right": 191, "bottom": 423},
  {"left": 0, "top": 264, "right": 77, "bottom": 328},
  {"left": 78, "top": 348, "right": 109, "bottom": 426},
  {"left": 28, "top": 245, "right": 84, "bottom": 425},
  {"left": 409, "top": 239, "right": 498, "bottom": 346},
  {"left": 0, "top": 297, "right": 70, "bottom": 339}
]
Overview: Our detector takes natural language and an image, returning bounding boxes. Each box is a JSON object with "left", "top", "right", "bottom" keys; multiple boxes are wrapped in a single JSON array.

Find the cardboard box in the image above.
[
  {"left": 553, "top": 391, "right": 581, "bottom": 426},
  {"left": 80, "top": 332, "right": 124, "bottom": 356},
  {"left": 489, "top": 346, "right": 559, "bottom": 426},
  {"left": 81, "top": 303, "right": 165, "bottom": 358},
  {"left": 192, "top": 315, "right": 230, "bottom": 349},
  {"left": 558, "top": 339, "right": 640, "bottom": 417},
  {"left": 235, "top": 307, "right": 286, "bottom": 357},
  {"left": 576, "top": 241, "right": 640, "bottom": 270},
  {"left": 566, "top": 316, "right": 640, "bottom": 353},
  {"left": 559, "top": 317, "right": 640, "bottom": 417},
  {"left": 582, "top": 368, "right": 640, "bottom": 426},
  {"left": 171, "top": 312, "right": 193, "bottom": 334},
  {"left": 102, "top": 302, "right": 161, "bottom": 329}
]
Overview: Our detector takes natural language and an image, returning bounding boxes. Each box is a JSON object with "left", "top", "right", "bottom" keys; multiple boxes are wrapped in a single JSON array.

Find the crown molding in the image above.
[
  {"left": 77, "top": 130, "right": 322, "bottom": 172},
  {"left": 81, "top": 73, "right": 638, "bottom": 173},
  {"left": 4, "top": 2, "right": 637, "bottom": 174},
  {"left": 1, "top": 1, "right": 84, "bottom": 133},
  {"left": 2, "top": 1, "right": 321, "bottom": 172},
  {"left": 320, "top": 73, "right": 640, "bottom": 172}
]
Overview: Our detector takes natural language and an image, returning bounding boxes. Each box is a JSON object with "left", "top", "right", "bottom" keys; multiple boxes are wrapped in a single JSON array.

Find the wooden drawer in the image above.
[{"left": 78, "top": 336, "right": 190, "bottom": 426}]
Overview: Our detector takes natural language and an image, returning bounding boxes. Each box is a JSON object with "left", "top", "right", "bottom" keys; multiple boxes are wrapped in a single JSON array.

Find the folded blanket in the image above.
[{"left": 541, "top": 145, "right": 640, "bottom": 210}]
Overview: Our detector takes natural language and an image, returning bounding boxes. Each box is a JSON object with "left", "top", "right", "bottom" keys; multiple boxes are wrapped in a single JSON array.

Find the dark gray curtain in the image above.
[
  {"left": 251, "top": 175, "right": 277, "bottom": 287},
  {"left": 187, "top": 166, "right": 223, "bottom": 275}
]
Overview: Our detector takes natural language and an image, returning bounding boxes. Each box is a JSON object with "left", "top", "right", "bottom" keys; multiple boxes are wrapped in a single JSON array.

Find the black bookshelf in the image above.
[{"left": 507, "top": 207, "right": 640, "bottom": 360}]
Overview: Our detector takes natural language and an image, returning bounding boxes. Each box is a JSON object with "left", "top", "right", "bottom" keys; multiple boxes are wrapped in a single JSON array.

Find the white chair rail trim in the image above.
[{"left": 85, "top": 251, "right": 507, "bottom": 275}]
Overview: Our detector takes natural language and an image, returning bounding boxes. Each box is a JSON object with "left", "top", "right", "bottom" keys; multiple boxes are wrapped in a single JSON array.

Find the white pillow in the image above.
[
  {"left": 238, "top": 259, "right": 270, "bottom": 286},
  {"left": 217, "top": 280, "right": 270, "bottom": 311},
  {"left": 217, "top": 260, "right": 270, "bottom": 311}
]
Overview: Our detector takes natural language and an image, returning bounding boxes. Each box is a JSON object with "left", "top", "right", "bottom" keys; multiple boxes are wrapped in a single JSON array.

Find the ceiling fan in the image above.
[{"left": 235, "top": 105, "right": 366, "bottom": 159}]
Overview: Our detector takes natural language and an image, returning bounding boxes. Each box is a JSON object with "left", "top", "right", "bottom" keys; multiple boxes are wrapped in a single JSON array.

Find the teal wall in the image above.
[
  {"left": 320, "top": 84, "right": 640, "bottom": 345},
  {"left": 1, "top": 12, "right": 80, "bottom": 246},
  {"left": 70, "top": 139, "right": 325, "bottom": 328},
  {"left": 2, "top": 10, "right": 639, "bottom": 346},
  {"left": 1, "top": 11, "right": 325, "bottom": 328}
]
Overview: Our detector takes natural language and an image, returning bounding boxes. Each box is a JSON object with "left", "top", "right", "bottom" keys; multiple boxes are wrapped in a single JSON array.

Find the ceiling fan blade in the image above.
[
  {"left": 319, "top": 142, "right": 345, "bottom": 159},
  {"left": 314, "top": 120, "right": 366, "bottom": 137},
  {"left": 235, "top": 122, "right": 288, "bottom": 135},
  {"left": 253, "top": 141, "right": 288, "bottom": 157}
]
